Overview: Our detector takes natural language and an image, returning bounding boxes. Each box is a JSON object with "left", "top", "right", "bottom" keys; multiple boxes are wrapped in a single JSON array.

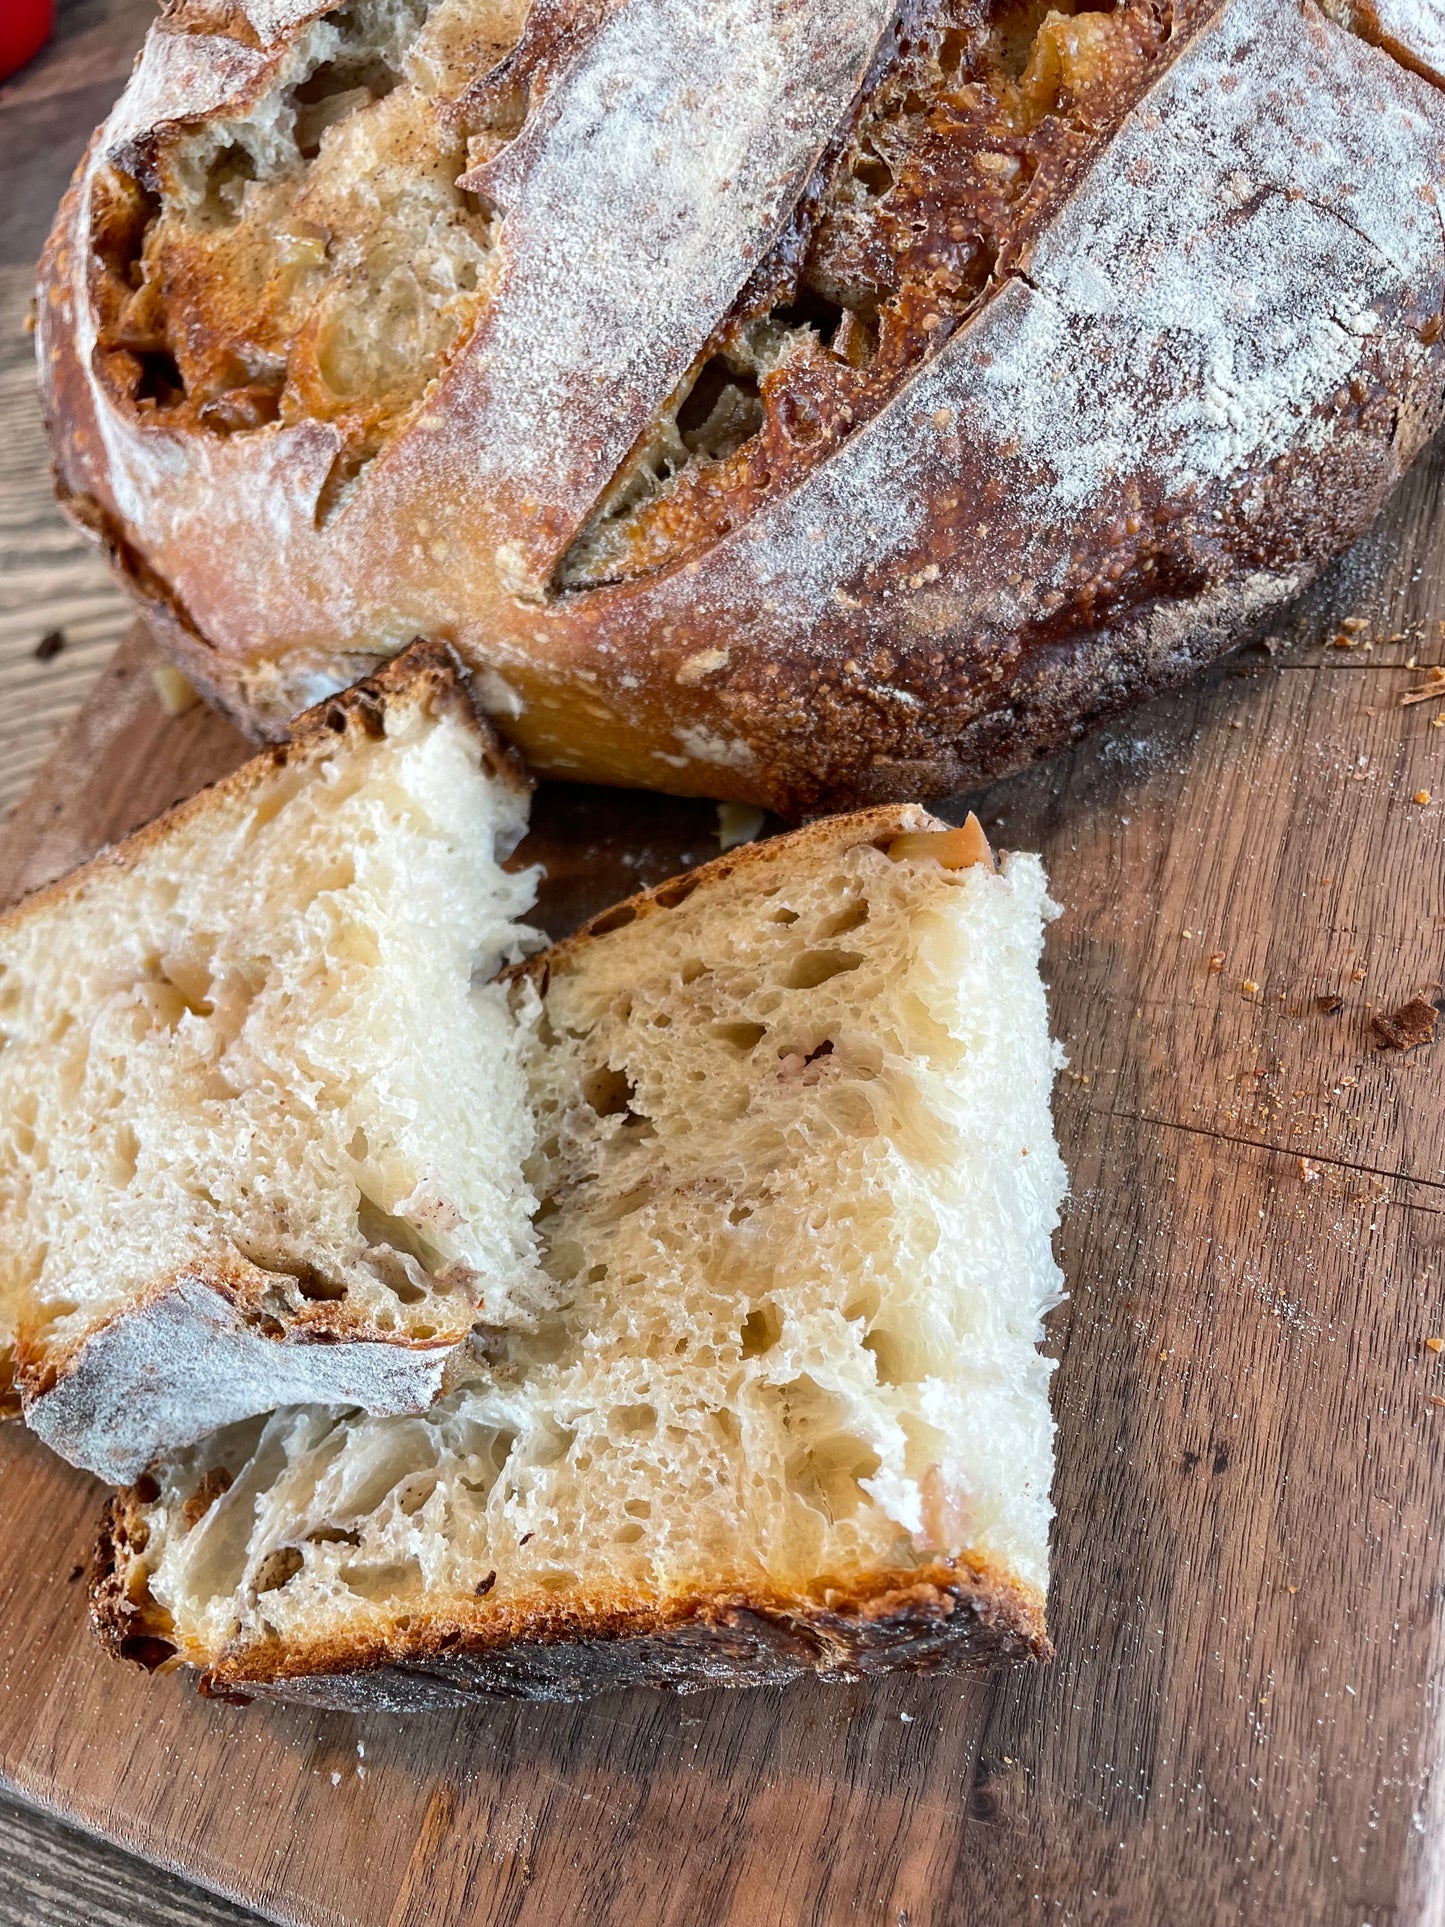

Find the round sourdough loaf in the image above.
[{"left": 36, "top": 0, "right": 1445, "bottom": 813}]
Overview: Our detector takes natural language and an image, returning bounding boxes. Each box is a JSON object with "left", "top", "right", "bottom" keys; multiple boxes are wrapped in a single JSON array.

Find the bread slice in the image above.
[
  {"left": 0, "top": 642, "right": 545, "bottom": 1482},
  {"left": 93, "top": 809, "right": 1066, "bottom": 1704}
]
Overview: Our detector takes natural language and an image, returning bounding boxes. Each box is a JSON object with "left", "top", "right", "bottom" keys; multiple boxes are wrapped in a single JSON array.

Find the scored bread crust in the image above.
[
  {"left": 6, "top": 640, "right": 530, "bottom": 1483},
  {"left": 91, "top": 1487, "right": 1049, "bottom": 1706},
  {"left": 34, "top": 0, "right": 1445, "bottom": 814}
]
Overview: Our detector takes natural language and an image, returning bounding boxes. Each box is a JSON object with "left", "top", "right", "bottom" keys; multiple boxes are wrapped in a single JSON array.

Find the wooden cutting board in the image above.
[{"left": 2, "top": 437, "right": 1445, "bottom": 1925}]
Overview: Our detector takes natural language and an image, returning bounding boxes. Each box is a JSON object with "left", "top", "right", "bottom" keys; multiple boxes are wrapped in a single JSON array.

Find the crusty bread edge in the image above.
[
  {"left": 0, "top": 636, "right": 527, "bottom": 932},
  {"left": 504, "top": 800, "right": 957, "bottom": 996},
  {"left": 92, "top": 1485, "right": 1050, "bottom": 1705}
]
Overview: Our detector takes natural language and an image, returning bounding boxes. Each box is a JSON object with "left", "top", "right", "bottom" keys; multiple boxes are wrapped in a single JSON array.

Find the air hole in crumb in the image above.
[
  {"left": 325, "top": 705, "right": 348, "bottom": 732},
  {"left": 255, "top": 1546, "right": 304, "bottom": 1594},
  {"left": 862, "top": 1327, "right": 913, "bottom": 1386},
  {"left": 817, "top": 898, "right": 869, "bottom": 938},
  {"left": 583, "top": 1064, "right": 637, "bottom": 1118},
  {"left": 314, "top": 443, "right": 374, "bottom": 527},
  {"left": 653, "top": 872, "right": 702, "bottom": 910},
  {"left": 851, "top": 152, "right": 894, "bottom": 197},
  {"left": 674, "top": 355, "right": 764, "bottom": 460},
  {"left": 120, "top": 1635, "right": 176, "bottom": 1671},
  {"left": 111, "top": 1122, "right": 140, "bottom": 1188},
  {"left": 615, "top": 1522, "right": 645, "bottom": 1544},
  {"left": 713, "top": 1020, "right": 767, "bottom": 1051},
  {"left": 768, "top": 906, "right": 800, "bottom": 925},
  {"left": 133, "top": 1475, "right": 161, "bottom": 1505},
  {"left": 589, "top": 902, "right": 639, "bottom": 936},
  {"left": 293, "top": 1261, "right": 347, "bottom": 1302},
  {"left": 740, "top": 1302, "right": 782, "bottom": 1358},
  {"left": 679, "top": 958, "right": 707, "bottom": 984},
  {"left": 780, "top": 950, "right": 864, "bottom": 991},
  {"left": 771, "top": 287, "right": 848, "bottom": 348},
  {"left": 610, "top": 1404, "right": 657, "bottom": 1438},
  {"left": 199, "top": 143, "right": 257, "bottom": 224},
  {"left": 341, "top": 1560, "right": 423, "bottom": 1600},
  {"left": 134, "top": 349, "right": 186, "bottom": 408}
]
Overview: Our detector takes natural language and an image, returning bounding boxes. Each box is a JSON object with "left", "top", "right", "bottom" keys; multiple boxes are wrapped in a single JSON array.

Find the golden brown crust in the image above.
[
  {"left": 34, "top": 0, "right": 1445, "bottom": 813},
  {"left": 91, "top": 1490, "right": 1049, "bottom": 1706}
]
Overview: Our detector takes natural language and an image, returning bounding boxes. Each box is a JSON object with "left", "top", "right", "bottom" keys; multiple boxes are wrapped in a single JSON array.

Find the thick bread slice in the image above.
[
  {"left": 0, "top": 642, "right": 544, "bottom": 1482},
  {"left": 94, "top": 807, "right": 1066, "bottom": 1704}
]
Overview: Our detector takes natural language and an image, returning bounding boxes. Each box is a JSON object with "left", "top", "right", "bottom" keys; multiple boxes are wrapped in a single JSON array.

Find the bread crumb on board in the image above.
[
  {"left": 1372, "top": 999, "right": 1438, "bottom": 1052},
  {"left": 151, "top": 664, "right": 200, "bottom": 716}
]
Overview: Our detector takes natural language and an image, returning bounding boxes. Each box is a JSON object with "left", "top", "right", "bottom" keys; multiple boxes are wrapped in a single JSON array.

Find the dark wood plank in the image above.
[
  {"left": 0, "top": 1791, "right": 266, "bottom": 1927},
  {"left": 0, "top": 0, "right": 151, "bottom": 821}
]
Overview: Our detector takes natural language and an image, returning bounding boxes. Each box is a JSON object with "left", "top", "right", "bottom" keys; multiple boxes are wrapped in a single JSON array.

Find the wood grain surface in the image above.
[
  {"left": 4, "top": 4, "right": 1445, "bottom": 1925},
  {"left": 0, "top": 0, "right": 148, "bottom": 822}
]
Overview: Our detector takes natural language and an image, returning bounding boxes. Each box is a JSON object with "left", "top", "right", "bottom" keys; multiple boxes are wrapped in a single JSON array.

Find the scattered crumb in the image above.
[
  {"left": 1414, "top": 790, "right": 1432, "bottom": 806},
  {"left": 33, "top": 629, "right": 65, "bottom": 662},
  {"left": 1298, "top": 1158, "right": 1321, "bottom": 1184},
  {"left": 717, "top": 802, "right": 767, "bottom": 852},
  {"left": 1372, "top": 999, "right": 1438, "bottom": 1052},
  {"left": 1350, "top": 967, "right": 1367, "bottom": 983},
  {"left": 1315, "top": 994, "right": 1344, "bottom": 1014},
  {"left": 1429, "top": 1396, "right": 1445, "bottom": 1410},
  {"left": 152, "top": 663, "right": 200, "bottom": 716},
  {"left": 1208, "top": 952, "right": 1225, "bottom": 974},
  {"left": 330, "top": 1770, "right": 341, "bottom": 1787},
  {"left": 1340, "top": 616, "right": 1369, "bottom": 633},
  {"left": 1287, "top": 1585, "right": 1298, "bottom": 1595},
  {"left": 1242, "top": 979, "right": 1260, "bottom": 998},
  {"left": 1425, "top": 1337, "right": 1444, "bottom": 1354}
]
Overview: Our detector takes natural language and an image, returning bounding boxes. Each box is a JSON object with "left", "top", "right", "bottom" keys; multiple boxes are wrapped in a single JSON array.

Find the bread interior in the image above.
[
  {"left": 121, "top": 833, "right": 1065, "bottom": 1671},
  {"left": 0, "top": 687, "right": 542, "bottom": 1389}
]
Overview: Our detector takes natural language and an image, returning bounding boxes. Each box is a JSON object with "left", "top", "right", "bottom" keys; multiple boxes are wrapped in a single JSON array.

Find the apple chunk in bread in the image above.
[
  {"left": 95, "top": 811, "right": 1067, "bottom": 1704},
  {"left": 0, "top": 643, "right": 545, "bottom": 1481}
]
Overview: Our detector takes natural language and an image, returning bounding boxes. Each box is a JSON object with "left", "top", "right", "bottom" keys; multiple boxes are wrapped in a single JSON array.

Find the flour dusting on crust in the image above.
[{"left": 456, "top": 0, "right": 898, "bottom": 588}]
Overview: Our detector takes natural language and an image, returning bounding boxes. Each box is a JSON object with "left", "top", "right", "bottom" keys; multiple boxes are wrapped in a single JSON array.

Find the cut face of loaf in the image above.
[
  {"left": 96, "top": 809, "right": 1066, "bottom": 1705},
  {"left": 0, "top": 643, "right": 543, "bottom": 1481}
]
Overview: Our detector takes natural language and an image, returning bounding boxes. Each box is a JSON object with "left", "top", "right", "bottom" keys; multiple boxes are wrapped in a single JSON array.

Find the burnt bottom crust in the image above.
[{"left": 92, "top": 1495, "right": 1049, "bottom": 1709}]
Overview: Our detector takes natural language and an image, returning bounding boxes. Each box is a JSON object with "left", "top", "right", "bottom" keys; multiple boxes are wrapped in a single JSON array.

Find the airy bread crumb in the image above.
[{"left": 96, "top": 805, "right": 1066, "bottom": 1701}]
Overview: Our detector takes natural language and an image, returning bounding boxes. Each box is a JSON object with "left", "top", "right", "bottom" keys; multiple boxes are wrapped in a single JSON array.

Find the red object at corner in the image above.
[{"left": 0, "top": 0, "right": 54, "bottom": 82}]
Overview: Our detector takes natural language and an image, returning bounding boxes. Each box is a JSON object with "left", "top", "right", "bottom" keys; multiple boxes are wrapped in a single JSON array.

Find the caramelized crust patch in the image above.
[
  {"left": 557, "top": 0, "right": 1213, "bottom": 591},
  {"left": 89, "top": 0, "right": 530, "bottom": 516}
]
